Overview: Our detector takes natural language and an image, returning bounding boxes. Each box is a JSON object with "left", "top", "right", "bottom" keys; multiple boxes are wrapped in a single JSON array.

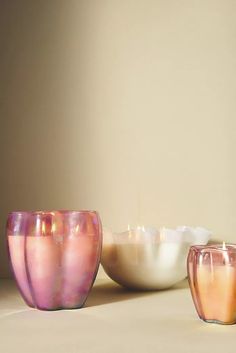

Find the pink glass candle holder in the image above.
[
  {"left": 7, "top": 210, "right": 102, "bottom": 311},
  {"left": 187, "top": 244, "right": 236, "bottom": 325}
]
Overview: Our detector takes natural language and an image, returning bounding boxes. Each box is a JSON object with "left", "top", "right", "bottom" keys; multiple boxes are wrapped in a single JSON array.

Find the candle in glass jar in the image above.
[
  {"left": 7, "top": 211, "right": 102, "bottom": 310},
  {"left": 188, "top": 243, "right": 236, "bottom": 324}
]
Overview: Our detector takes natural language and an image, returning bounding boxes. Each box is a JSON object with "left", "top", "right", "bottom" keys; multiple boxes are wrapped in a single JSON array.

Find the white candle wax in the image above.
[{"left": 102, "top": 226, "right": 194, "bottom": 290}]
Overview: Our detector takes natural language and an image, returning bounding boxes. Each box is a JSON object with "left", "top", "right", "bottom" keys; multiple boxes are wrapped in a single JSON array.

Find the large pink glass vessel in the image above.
[
  {"left": 187, "top": 244, "right": 236, "bottom": 325},
  {"left": 7, "top": 210, "right": 102, "bottom": 310}
]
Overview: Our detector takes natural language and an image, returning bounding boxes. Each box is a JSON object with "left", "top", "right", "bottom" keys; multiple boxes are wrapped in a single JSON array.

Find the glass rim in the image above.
[
  {"left": 8, "top": 210, "right": 98, "bottom": 216},
  {"left": 190, "top": 244, "right": 236, "bottom": 253}
]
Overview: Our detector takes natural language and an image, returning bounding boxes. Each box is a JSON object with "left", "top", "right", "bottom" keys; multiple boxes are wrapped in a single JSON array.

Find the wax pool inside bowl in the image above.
[
  {"left": 8, "top": 235, "right": 100, "bottom": 309},
  {"left": 102, "top": 241, "right": 190, "bottom": 290}
]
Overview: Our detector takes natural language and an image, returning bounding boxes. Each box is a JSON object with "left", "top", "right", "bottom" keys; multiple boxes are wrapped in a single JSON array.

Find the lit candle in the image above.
[{"left": 188, "top": 243, "right": 236, "bottom": 324}]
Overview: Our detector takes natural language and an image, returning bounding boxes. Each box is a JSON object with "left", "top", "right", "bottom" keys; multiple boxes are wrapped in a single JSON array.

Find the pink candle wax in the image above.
[
  {"left": 61, "top": 235, "right": 100, "bottom": 308},
  {"left": 8, "top": 235, "right": 33, "bottom": 306},
  {"left": 26, "top": 235, "right": 62, "bottom": 310}
]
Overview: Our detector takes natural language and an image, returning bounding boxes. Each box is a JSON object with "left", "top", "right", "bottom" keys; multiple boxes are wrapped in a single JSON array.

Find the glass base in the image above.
[{"left": 202, "top": 318, "right": 236, "bottom": 325}]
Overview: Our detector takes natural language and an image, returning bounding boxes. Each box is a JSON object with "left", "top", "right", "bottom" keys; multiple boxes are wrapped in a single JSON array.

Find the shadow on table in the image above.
[
  {"left": 85, "top": 278, "right": 188, "bottom": 308},
  {"left": 0, "top": 278, "right": 189, "bottom": 311}
]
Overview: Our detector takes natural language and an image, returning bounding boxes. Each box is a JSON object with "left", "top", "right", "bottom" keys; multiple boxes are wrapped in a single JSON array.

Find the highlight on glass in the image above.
[
  {"left": 7, "top": 210, "right": 102, "bottom": 311},
  {"left": 187, "top": 243, "right": 236, "bottom": 325}
]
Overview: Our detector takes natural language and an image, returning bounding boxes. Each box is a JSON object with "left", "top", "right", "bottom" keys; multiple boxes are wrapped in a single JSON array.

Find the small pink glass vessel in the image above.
[
  {"left": 7, "top": 210, "right": 102, "bottom": 310},
  {"left": 187, "top": 244, "right": 236, "bottom": 325}
]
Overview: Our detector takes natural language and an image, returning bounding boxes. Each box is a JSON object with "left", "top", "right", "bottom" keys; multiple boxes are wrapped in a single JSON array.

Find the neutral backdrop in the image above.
[{"left": 1, "top": 0, "right": 236, "bottom": 277}]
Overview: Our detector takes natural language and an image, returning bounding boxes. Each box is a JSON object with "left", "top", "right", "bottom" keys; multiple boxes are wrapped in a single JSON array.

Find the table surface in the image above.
[{"left": 0, "top": 276, "right": 235, "bottom": 353}]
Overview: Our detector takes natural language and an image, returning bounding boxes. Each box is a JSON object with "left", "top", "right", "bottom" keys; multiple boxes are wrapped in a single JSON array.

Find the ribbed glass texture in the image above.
[
  {"left": 7, "top": 210, "right": 102, "bottom": 310},
  {"left": 187, "top": 244, "right": 236, "bottom": 325}
]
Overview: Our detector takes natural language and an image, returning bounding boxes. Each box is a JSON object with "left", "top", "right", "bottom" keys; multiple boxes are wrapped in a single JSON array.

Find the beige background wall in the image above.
[{"left": 1, "top": 0, "right": 236, "bottom": 277}]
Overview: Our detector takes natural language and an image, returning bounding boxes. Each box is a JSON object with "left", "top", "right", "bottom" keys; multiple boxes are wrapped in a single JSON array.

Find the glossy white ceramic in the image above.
[{"left": 101, "top": 226, "right": 211, "bottom": 290}]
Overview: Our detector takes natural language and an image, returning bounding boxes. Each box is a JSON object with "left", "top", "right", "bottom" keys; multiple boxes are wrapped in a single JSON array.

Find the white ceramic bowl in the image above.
[{"left": 101, "top": 226, "right": 211, "bottom": 290}]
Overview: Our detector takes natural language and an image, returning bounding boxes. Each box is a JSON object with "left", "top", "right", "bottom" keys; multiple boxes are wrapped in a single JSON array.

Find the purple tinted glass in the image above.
[{"left": 7, "top": 210, "right": 102, "bottom": 310}]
